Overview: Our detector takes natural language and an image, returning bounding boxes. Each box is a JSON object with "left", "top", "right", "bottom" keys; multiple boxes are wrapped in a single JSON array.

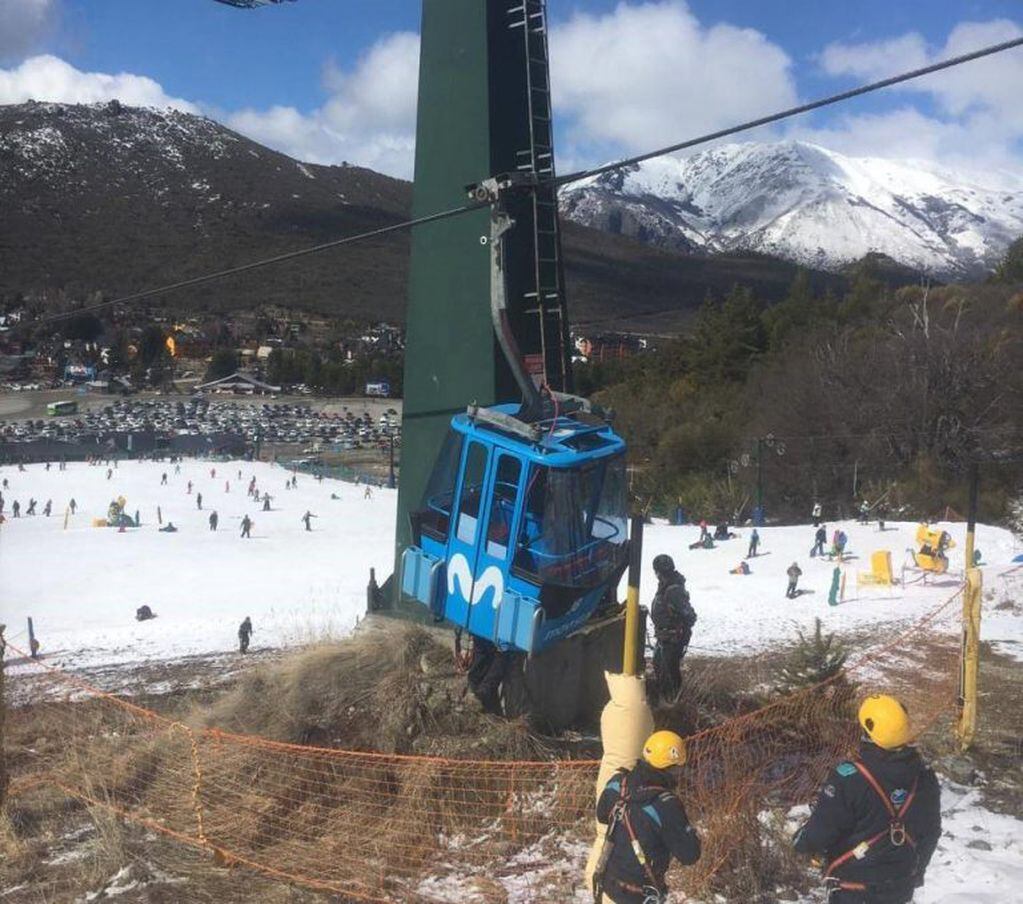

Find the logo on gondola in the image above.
[{"left": 447, "top": 553, "right": 504, "bottom": 607}]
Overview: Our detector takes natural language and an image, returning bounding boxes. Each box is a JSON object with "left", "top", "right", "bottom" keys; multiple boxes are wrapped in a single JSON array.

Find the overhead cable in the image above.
[
  {"left": 553, "top": 35, "right": 1023, "bottom": 187},
  {"left": 29, "top": 201, "right": 488, "bottom": 326}
]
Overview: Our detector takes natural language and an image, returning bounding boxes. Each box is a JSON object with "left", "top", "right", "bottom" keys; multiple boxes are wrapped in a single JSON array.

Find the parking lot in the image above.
[{"left": 0, "top": 393, "right": 402, "bottom": 452}]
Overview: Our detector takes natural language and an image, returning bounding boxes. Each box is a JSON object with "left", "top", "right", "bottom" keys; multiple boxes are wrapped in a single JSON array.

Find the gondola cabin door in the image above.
[{"left": 447, "top": 439, "right": 524, "bottom": 638}]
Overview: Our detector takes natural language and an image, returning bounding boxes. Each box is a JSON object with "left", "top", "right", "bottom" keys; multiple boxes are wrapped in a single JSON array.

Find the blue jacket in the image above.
[{"left": 596, "top": 761, "right": 700, "bottom": 893}]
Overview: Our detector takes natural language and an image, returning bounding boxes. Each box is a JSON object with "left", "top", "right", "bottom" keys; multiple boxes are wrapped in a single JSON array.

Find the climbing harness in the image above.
[
  {"left": 593, "top": 771, "right": 666, "bottom": 904},
  {"left": 823, "top": 760, "right": 919, "bottom": 894}
]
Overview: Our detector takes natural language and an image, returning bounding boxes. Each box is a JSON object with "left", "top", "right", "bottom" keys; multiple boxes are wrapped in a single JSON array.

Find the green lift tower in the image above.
[{"left": 395, "top": 0, "right": 573, "bottom": 575}]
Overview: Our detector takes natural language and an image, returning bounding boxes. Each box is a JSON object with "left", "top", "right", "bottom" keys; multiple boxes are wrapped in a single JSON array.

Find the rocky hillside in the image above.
[
  {"left": 560, "top": 141, "right": 1023, "bottom": 278},
  {"left": 0, "top": 102, "right": 844, "bottom": 332}
]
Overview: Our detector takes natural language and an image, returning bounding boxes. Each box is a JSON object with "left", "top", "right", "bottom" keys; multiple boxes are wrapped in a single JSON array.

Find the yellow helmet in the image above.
[
  {"left": 642, "top": 730, "right": 687, "bottom": 770},
  {"left": 858, "top": 694, "right": 911, "bottom": 750}
]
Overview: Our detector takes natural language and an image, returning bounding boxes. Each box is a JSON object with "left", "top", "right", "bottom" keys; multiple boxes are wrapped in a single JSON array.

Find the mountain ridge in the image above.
[{"left": 560, "top": 140, "right": 1023, "bottom": 277}]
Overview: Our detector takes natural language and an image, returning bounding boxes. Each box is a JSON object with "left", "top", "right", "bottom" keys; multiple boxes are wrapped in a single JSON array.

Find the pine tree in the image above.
[{"left": 776, "top": 618, "right": 848, "bottom": 693}]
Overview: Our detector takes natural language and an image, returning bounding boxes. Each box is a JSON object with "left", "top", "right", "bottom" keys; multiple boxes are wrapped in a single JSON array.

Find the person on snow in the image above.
[
  {"left": 12, "top": 500, "right": 20, "bottom": 518},
  {"left": 811, "top": 525, "right": 827, "bottom": 558},
  {"left": 196, "top": 492, "right": 203, "bottom": 511},
  {"left": 364, "top": 485, "right": 373, "bottom": 499},
  {"left": 238, "top": 616, "right": 252, "bottom": 653},
  {"left": 262, "top": 494, "right": 271, "bottom": 512},
  {"left": 209, "top": 511, "right": 219, "bottom": 532},
  {"left": 747, "top": 528, "right": 760, "bottom": 559},
  {"left": 26, "top": 498, "right": 36, "bottom": 516},
  {"left": 786, "top": 561, "right": 803, "bottom": 599},
  {"left": 812, "top": 501, "right": 823, "bottom": 527},
  {"left": 794, "top": 694, "right": 941, "bottom": 904},
  {"left": 240, "top": 514, "right": 253, "bottom": 538},
  {"left": 650, "top": 555, "right": 697, "bottom": 701},
  {"left": 698, "top": 519, "right": 709, "bottom": 543},
  {"left": 832, "top": 530, "right": 848, "bottom": 560},
  {"left": 302, "top": 510, "right": 316, "bottom": 531},
  {"left": 43, "top": 499, "right": 52, "bottom": 517},
  {"left": 69, "top": 498, "right": 77, "bottom": 514},
  {"left": 187, "top": 480, "right": 193, "bottom": 494},
  {"left": 0, "top": 494, "right": 4, "bottom": 515},
  {"left": 135, "top": 605, "right": 156, "bottom": 622},
  {"left": 161, "top": 472, "right": 168, "bottom": 485},
  {"left": 859, "top": 500, "right": 871, "bottom": 524},
  {"left": 593, "top": 730, "right": 701, "bottom": 904},
  {"left": 877, "top": 504, "right": 887, "bottom": 533}
]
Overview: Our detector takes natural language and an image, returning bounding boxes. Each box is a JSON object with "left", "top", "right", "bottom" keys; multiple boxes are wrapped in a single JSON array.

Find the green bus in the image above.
[{"left": 46, "top": 400, "right": 78, "bottom": 416}]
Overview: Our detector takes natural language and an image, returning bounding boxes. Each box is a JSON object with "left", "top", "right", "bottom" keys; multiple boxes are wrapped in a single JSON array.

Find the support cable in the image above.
[
  {"left": 552, "top": 35, "right": 1023, "bottom": 188},
  {"left": 28, "top": 201, "right": 488, "bottom": 326},
  {"left": 22, "top": 35, "right": 1023, "bottom": 328}
]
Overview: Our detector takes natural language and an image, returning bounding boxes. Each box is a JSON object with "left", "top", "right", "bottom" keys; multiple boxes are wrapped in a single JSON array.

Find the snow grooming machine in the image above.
[{"left": 401, "top": 177, "right": 630, "bottom": 655}]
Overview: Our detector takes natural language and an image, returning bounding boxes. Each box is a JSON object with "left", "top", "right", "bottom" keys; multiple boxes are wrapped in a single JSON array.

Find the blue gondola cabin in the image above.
[{"left": 402, "top": 402, "right": 629, "bottom": 655}]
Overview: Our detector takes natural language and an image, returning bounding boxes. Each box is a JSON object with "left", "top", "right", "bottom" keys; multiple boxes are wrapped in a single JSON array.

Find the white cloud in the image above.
[
  {"left": 549, "top": 1, "right": 797, "bottom": 157},
  {"left": 225, "top": 31, "right": 420, "bottom": 177},
  {"left": 0, "top": 54, "right": 198, "bottom": 111},
  {"left": 0, "top": 0, "right": 57, "bottom": 63},
  {"left": 809, "top": 19, "right": 1023, "bottom": 167}
]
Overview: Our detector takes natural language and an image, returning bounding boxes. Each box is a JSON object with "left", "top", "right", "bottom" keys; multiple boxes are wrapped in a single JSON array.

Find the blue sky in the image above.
[{"left": 1, "top": 0, "right": 1021, "bottom": 177}]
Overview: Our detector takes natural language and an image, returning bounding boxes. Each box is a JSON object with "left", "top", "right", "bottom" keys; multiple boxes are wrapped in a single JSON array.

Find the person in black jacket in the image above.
[
  {"left": 650, "top": 555, "right": 697, "bottom": 701},
  {"left": 594, "top": 730, "right": 701, "bottom": 903},
  {"left": 794, "top": 694, "right": 941, "bottom": 903}
]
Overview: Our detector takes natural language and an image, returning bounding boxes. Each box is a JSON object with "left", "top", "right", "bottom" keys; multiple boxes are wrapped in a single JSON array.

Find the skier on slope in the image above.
[
  {"left": 302, "top": 511, "right": 316, "bottom": 531},
  {"left": 240, "top": 514, "right": 253, "bottom": 538},
  {"left": 747, "top": 528, "right": 760, "bottom": 559},
  {"left": 811, "top": 525, "right": 827, "bottom": 558},
  {"left": 238, "top": 616, "right": 253, "bottom": 653},
  {"left": 43, "top": 499, "right": 52, "bottom": 517},
  {"left": 209, "top": 511, "right": 219, "bottom": 532},
  {"left": 786, "top": 561, "right": 803, "bottom": 599}
]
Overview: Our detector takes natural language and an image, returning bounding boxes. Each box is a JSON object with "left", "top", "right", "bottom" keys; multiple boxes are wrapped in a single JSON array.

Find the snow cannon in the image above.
[
  {"left": 402, "top": 400, "right": 628, "bottom": 655},
  {"left": 913, "top": 524, "right": 954, "bottom": 574}
]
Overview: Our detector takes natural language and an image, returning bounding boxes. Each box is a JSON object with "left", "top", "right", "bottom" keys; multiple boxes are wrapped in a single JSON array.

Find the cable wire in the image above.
[
  {"left": 22, "top": 35, "right": 1023, "bottom": 328},
  {"left": 553, "top": 35, "right": 1023, "bottom": 188},
  {"left": 28, "top": 201, "right": 488, "bottom": 327}
]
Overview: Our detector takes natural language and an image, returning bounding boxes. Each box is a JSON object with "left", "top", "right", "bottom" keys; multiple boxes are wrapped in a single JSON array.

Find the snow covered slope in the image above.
[
  {"left": 560, "top": 141, "right": 1023, "bottom": 277},
  {"left": 1, "top": 459, "right": 1020, "bottom": 674}
]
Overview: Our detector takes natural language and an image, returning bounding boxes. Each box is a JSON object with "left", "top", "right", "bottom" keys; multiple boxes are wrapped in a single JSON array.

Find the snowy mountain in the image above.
[
  {"left": 0, "top": 101, "right": 841, "bottom": 329},
  {"left": 560, "top": 141, "right": 1023, "bottom": 277}
]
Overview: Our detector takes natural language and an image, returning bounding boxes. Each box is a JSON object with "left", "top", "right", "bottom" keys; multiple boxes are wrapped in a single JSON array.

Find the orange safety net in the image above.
[{"left": 5, "top": 588, "right": 964, "bottom": 902}]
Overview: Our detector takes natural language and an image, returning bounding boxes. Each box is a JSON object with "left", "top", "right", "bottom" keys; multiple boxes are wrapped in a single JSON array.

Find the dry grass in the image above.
[{"left": 200, "top": 621, "right": 551, "bottom": 759}]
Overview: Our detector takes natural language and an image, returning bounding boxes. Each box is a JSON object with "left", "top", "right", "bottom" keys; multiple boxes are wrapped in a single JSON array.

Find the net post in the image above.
[{"left": 957, "top": 463, "right": 981, "bottom": 751}]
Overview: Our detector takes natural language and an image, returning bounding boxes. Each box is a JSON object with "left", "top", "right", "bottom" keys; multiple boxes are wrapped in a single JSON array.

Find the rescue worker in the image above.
[
  {"left": 794, "top": 694, "right": 941, "bottom": 903},
  {"left": 594, "top": 730, "right": 701, "bottom": 903},
  {"left": 786, "top": 561, "right": 803, "bottom": 598},
  {"left": 238, "top": 616, "right": 253, "bottom": 653},
  {"left": 650, "top": 555, "right": 696, "bottom": 701}
]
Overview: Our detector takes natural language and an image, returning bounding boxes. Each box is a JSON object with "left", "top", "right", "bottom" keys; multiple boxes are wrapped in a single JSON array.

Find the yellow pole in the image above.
[
  {"left": 957, "top": 463, "right": 981, "bottom": 750},
  {"left": 622, "top": 516, "right": 644, "bottom": 676}
]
